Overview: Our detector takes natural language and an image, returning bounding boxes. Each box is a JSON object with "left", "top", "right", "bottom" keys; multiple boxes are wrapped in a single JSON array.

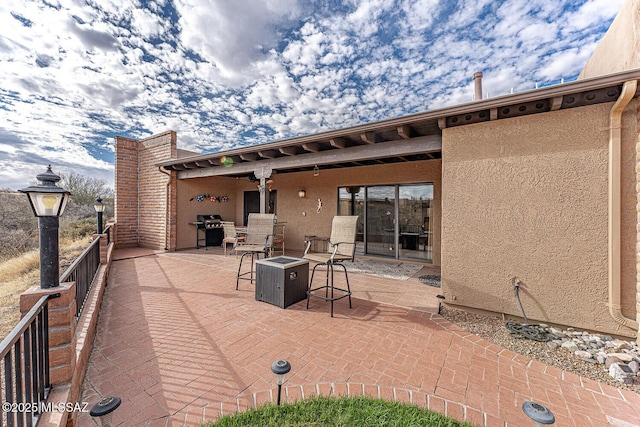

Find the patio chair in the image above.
[
  {"left": 221, "top": 221, "right": 245, "bottom": 257},
  {"left": 235, "top": 213, "right": 275, "bottom": 290},
  {"left": 303, "top": 215, "right": 358, "bottom": 317}
]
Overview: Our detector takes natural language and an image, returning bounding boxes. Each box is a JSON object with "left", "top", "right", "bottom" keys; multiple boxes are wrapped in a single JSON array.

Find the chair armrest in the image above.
[
  {"left": 328, "top": 241, "right": 354, "bottom": 263},
  {"left": 303, "top": 239, "right": 313, "bottom": 257}
]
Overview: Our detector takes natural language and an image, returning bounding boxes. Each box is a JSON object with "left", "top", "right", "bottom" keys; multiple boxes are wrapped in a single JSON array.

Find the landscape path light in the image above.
[
  {"left": 522, "top": 401, "right": 555, "bottom": 426},
  {"left": 19, "top": 165, "right": 71, "bottom": 289},
  {"left": 90, "top": 396, "right": 121, "bottom": 426},
  {"left": 271, "top": 359, "right": 291, "bottom": 406},
  {"left": 93, "top": 197, "right": 105, "bottom": 234}
]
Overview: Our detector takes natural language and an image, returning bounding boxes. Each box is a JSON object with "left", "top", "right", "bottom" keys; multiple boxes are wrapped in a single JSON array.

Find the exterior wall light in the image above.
[
  {"left": 90, "top": 396, "right": 121, "bottom": 426},
  {"left": 522, "top": 401, "right": 555, "bottom": 426},
  {"left": 94, "top": 197, "right": 105, "bottom": 234},
  {"left": 19, "top": 165, "right": 71, "bottom": 289},
  {"left": 271, "top": 359, "right": 291, "bottom": 406},
  {"left": 313, "top": 165, "right": 319, "bottom": 177},
  {"left": 298, "top": 189, "right": 306, "bottom": 198}
]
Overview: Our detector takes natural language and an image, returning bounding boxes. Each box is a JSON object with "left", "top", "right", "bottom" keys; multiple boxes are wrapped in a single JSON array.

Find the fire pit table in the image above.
[{"left": 255, "top": 256, "right": 309, "bottom": 308}]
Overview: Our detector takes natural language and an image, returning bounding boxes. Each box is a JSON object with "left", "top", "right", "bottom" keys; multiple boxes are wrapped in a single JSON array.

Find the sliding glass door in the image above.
[
  {"left": 365, "top": 186, "right": 396, "bottom": 256},
  {"left": 398, "top": 184, "right": 433, "bottom": 261},
  {"left": 338, "top": 183, "right": 433, "bottom": 262}
]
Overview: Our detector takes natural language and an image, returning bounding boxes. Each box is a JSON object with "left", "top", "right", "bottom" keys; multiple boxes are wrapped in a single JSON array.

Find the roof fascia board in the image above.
[
  {"left": 175, "top": 135, "right": 442, "bottom": 179},
  {"left": 157, "top": 68, "right": 640, "bottom": 168}
]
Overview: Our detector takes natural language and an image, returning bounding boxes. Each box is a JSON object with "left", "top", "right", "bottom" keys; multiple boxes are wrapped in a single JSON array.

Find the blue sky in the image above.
[{"left": 0, "top": 0, "right": 624, "bottom": 190}]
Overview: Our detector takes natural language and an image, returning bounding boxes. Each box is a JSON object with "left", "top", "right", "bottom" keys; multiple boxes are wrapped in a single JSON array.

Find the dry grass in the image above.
[{"left": 0, "top": 236, "right": 91, "bottom": 340}]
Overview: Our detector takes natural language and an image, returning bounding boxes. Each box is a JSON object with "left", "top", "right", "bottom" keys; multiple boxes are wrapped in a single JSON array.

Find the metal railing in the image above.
[
  {"left": 60, "top": 237, "right": 100, "bottom": 318},
  {"left": 0, "top": 294, "right": 57, "bottom": 427},
  {"left": 104, "top": 223, "right": 112, "bottom": 245}
]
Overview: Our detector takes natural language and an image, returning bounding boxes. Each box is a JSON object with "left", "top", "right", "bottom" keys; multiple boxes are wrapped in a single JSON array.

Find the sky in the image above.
[{"left": 0, "top": 0, "right": 625, "bottom": 191}]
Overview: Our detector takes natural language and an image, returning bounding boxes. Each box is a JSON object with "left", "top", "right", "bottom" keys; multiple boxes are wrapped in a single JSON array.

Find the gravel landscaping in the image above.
[{"left": 440, "top": 306, "right": 640, "bottom": 394}]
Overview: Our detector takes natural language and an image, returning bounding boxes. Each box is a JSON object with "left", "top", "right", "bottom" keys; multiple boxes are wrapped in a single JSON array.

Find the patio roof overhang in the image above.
[{"left": 158, "top": 68, "right": 640, "bottom": 180}]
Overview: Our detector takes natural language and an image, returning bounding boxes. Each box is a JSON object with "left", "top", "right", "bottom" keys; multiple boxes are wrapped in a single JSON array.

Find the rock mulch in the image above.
[{"left": 440, "top": 307, "right": 640, "bottom": 394}]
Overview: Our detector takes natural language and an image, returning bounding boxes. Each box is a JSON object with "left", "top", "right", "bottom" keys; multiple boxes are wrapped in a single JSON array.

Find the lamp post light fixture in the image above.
[
  {"left": 522, "top": 401, "right": 555, "bottom": 426},
  {"left": 19, "top": 165, "right": 71, "bottom": 289},
  {"left": 271, "top": 359, "right": 291, "bottom": 406},
  {"left": 93, "top": 197, "right": 105, "bottom": 234},
  {"left": 90, "top": 396, "right": 121, "bottom": 426}
]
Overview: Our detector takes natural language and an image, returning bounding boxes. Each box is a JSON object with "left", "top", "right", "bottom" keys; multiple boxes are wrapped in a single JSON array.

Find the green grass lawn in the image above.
[{"left": 207, "top": 395, "right": 474, "bottom": 426}]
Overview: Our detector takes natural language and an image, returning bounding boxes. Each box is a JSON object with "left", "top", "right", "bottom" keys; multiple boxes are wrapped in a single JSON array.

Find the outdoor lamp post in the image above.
[
  {"left": 19, "top": 165, "right": 71, "bottom": 289},
  {"left": 90, "top": 396, "right": 121, "bottom": 426},
  {"left": 271, "top": 359, "right": 291, "bottom": 406},
  {"left": 522, "top": 401, "right": 555, "bottom": 426},
  {"left": 93, "top": 197, "right": 105, "bottom": 234}
]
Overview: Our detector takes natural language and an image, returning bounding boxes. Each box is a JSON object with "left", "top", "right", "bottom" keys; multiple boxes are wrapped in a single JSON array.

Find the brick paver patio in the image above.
[{"left": 77, "top": 247, "right": 640, "bottom": 426}]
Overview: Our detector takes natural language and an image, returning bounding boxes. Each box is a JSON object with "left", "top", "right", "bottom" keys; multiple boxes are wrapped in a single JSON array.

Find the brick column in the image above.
[
  {"left": 20, "top": 283, "right": 77, "bottom": 385},
  {"left": 92, "top": 233, "right": 108, "bottom": 264}
]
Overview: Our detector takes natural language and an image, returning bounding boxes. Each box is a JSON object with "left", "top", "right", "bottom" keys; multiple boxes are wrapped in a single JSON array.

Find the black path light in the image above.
[
  {"left": 271, "top": 359, "right": 291, "bottom": 406},
  {"left": 522, "top": 401, "right": 555, "bottom": 426},
  {"left": 93, "top": 197, "right": 105, "bottom": 234},
  {"left": 90, "top": 396, "right": 121, "bottom": 426},
  {"left": 19, "top": 165, "right": 71, "bottom": 289}
]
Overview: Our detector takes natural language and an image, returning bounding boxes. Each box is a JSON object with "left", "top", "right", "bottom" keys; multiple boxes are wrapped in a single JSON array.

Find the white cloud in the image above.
[{"left": 0, "top": 0, "right": 629, "bottom": 189}]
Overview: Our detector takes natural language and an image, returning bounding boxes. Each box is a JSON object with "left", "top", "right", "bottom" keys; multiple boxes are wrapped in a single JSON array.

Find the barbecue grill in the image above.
[{"left": 194, "top": 214, "right": 224, "bottom": 248}]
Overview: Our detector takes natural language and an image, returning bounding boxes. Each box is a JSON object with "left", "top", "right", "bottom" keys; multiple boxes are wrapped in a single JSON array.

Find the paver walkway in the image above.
[{"left": 78, "top": 247, "right": 640, "bottom": 426}]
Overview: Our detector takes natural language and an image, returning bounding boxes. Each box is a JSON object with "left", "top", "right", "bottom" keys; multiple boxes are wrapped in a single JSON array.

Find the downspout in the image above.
[
  {"left": 159, "top": 166, "right": 172, "bottom": 251},
  {"left": 608, "top": 79, "right": 639, "bottom": 337}
]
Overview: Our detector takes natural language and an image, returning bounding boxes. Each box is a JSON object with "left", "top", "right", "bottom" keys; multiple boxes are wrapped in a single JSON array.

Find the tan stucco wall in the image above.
[
  {"left": 441, "top": 101, "right": 638, "bottom": 337},
  {"left": 174, "top": 160, "right": 442, "bottom": 265},
  {"left": 175, "top": 176, "right": 238, "bottom": 249},
  {"left": 579, "top": 0, "right": 640, "bottom": 79}
]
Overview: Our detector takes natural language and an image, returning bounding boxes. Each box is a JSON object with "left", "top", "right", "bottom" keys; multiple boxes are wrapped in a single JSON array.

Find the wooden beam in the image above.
[
  {"left": 258, "top": 150, "right": 278, "bottom": 159},
  {"left": 550, "top": 96, "right": 563, "bottom": 111},
  {"left": 329, "top": 138, "right": 347, "bottom": 148},
  {"left": 279, "top": 147, "right": 297, "bottom": 156},
  {"left": 239, "top": 153, "right": 258, "bottom": 161},
  {"left": 360, "top": 132, "right": 376, "bottom": 144},
  {"left": 490, "top": 108, "right": 498, "bottom": 120},
  {"left": 177, "top": 135, "right": 442, "bottom": 179},
  {"left": 397, "top": 125, "right": 411, "bottom": 139},
  {"left": 437, "top": 118, "right": 446, "bottom": 130},
  {"left": 302, "top": 142, "right": 320, "bottom": 152}
]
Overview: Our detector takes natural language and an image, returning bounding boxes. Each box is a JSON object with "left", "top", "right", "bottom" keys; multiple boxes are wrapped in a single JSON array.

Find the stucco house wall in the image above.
[
  {"left": 175, "top": 176, "right": 238, "bottom": 249},
  {"left": 441, "top": 101, "right": 638, "bottom": 337},
  {"left": 579, "top": 0, "right": 640, "bottom": 79}
]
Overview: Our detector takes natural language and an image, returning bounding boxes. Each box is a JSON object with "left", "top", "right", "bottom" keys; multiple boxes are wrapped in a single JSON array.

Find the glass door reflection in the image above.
[{"left": 365, "top": 186, "right": 396, "bottom": 257}]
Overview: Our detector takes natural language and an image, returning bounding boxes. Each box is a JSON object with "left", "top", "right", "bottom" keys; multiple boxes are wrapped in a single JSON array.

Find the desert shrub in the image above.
[
  {"left": 0, "top": 227, "right": 37, "bottom": 262},
  {"left": 61, "top": 217, "right": 98, "bottom": 240}
]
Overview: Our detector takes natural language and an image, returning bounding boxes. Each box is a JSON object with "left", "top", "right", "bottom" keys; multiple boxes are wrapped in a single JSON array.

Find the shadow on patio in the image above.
[{"left": 77, "top": 247, "right": 640, "bottom": 426}]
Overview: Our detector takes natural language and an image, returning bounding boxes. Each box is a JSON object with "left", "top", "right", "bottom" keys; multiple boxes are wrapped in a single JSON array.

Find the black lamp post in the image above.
[
  {"left": 271, "top": 359, "right": 291, "bottom": 406},
  {"left": 93, "top": 197, "right": 105, "bottom": 234},
  {"left": 19, "top": 165, "right": 71, "bottom": 289}
]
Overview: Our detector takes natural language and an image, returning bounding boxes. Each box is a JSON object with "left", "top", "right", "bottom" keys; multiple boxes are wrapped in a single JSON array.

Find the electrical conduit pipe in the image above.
[{"left": 608, "top": 79, "right": 639, "bottom": 343}]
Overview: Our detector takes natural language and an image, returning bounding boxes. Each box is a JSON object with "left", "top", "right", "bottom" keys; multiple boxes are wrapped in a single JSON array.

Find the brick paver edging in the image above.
[{"left": 164, "top": 382, "right": 492, "bottom": 427}]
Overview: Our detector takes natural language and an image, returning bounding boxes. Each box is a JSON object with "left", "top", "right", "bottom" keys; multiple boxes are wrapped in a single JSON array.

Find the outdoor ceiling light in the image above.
[
  {"left": 271, "top": 359, "right": 291, "bottom": 406},
  {"left": 19, "top": 165, "right": 70, "bottom": 217},
  {"left": 298, "top": 189, "right": 306, "bottom": 198}
]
